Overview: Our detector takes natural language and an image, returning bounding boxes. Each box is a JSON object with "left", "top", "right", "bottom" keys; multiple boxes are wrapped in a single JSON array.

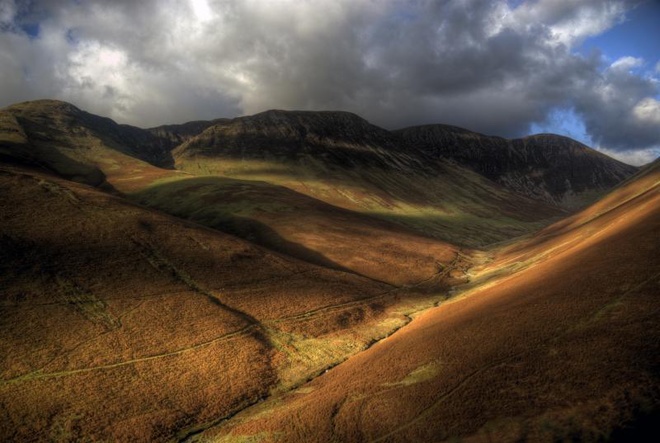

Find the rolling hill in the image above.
[
  {"left": 0, "top": 162, "right": 464, "bottom": 441},
  {"left": 0, "top": 99, "right": 656, "bottom": 442}
]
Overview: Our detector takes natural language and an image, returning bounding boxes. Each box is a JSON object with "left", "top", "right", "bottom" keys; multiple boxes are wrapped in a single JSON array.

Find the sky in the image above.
[{"left": 0, "top": 0, "right": 659, "bottom": 165}]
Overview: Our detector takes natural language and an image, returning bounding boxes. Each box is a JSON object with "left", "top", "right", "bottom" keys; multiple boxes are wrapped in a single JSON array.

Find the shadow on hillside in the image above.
[
  {"left": 132, "top": 174, "right": 563, "bottom": 255},
  {"left": 203, "top": 214, "right": 361, "bottom": 276},
  {"left": 16, "top": 111, "right": 176, "bottom": 169},
  {"left": 0, "top": 140, "right": 108, "bottom": 187},
  {"left": 134, "top": 178, "right": 370, "bottom": 275},
  {"left": 132, "top": 177, "right": 410, "bottom": 269},
  {"left": 179, "top": 152, "right": 568, "bottom": 224},
  {"left": 609, "top": 407, "right": 660, "bottom": 442}
]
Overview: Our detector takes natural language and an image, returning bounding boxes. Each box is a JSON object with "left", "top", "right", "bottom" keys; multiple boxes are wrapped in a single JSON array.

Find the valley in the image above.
[{"left": 0, "top": 100, "right": 657, "bottom": 442}]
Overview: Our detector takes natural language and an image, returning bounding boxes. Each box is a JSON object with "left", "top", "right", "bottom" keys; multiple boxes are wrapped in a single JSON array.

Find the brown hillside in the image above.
[
  {"left": 201, "top": 155, "right": 660, "bottom": 442},
  {"left": 132, "top": 175, "right": 467, "bottom": 287},
  {"left": 0, "top": 99, "right": 652, "bottom": 441},
  {"left": 0, "top": 164, "right": 466, "bottom": 442}
]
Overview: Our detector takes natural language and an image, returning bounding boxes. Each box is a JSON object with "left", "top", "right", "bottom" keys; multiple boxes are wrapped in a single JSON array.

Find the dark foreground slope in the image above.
[
  {"left": 396, "top": 124, "right": 638, "bottom": 209},
  {"left": 201, "top": 159, "right": 660, "bottom": 442},
  {"left": 0, "top": 163, "right": 471, "bottom": 442}
]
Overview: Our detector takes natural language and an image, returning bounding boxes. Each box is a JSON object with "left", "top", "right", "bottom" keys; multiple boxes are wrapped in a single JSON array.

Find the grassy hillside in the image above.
[
  {"left": 0, "top": 163, "right": 476, "bottom": 441},
  {"left": 132, "top": 175, "right": 469, "bottom": 287}
]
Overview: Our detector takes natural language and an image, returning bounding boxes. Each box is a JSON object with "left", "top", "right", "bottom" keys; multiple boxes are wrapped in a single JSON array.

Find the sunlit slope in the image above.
[
  {"left": 488, "top": 157, "right": 660, "bottom": 276},
  {"left": 204, "top": 152, "right": 660, "bottom": 442},
  {"left": 0, "top": 164, "right": 455, "bottom": 442},
  {"left": 173, "top": 110, "right": 564, "bottom": 247}
]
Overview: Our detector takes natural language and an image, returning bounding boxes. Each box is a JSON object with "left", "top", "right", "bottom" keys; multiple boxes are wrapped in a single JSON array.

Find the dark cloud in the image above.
[{"left": 0, "top": 0, "right": 658, "bottom": 159}]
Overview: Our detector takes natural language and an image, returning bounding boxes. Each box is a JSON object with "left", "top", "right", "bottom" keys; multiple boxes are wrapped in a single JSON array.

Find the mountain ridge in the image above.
[
  {"left": 0, "top": 99, "right": 634, "bottom": 251},
  {"left": 395, "top": 123, "right": 638, "bottom": 208}
]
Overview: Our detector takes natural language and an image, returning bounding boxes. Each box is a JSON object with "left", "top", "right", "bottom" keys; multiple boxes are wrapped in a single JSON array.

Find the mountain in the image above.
[
  {"left": 147, "top": 118, "right": 228, "bottom": 159},
  {"left": 1, "top": 99, "right": 655, "bottom": 441},
  {"left": 172, "top": 109, "right": 566, "bottom": 247},
  {"left": 174, "top": 109, "right": 429, "bottom": 171},
  {"left": 395, "top": 124, "right": 638, "bottom": 209},
  {"left": 1, "top": 100, "right": 172, "bottom": 170},
  {"left": 0, "top": 101, "right": 472, "bottom": 285}
]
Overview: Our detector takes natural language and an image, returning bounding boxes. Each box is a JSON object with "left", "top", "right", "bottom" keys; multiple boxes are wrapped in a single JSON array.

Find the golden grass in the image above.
[
  {"left": 0, "top": 164, "right": 470, "bottom": 441},
  {"left": 195, "top": 163, "right": 660, "bottom": 443}
]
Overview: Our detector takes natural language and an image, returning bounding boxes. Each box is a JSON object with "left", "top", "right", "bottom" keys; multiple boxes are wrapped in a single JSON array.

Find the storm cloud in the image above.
[{"left": 0, "top": 0, "right": 658, "bottom": 161}]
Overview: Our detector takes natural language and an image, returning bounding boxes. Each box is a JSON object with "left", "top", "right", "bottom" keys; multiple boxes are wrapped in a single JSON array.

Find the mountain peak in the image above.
[
  {"left": 174, "top": 107, "right": 409, "bottom": 171},
  {"left": 232, "top": 109, "right": 381, "bottom": 137},
  {"left": 3, "top": 99, "right": 83, "bottom": 115}
]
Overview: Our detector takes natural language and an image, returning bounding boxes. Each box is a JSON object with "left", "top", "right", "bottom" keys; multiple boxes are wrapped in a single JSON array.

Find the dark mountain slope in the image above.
[
  {"left": 0, "top": 100, "right": 217, "bottom": 192},
  {"left": 147, "top": 118, "right": 227, "bottom": 153},
  {"left": 2, "top": 100, "right": 172, "bottom": 166},
  {"left": 396, "top": 124, "right": 638, "bottom": 208},
  {"left": 175, "top": 109, "right": 429, "bottom": 171},
  {"left": 173, "top": 110, "right": 565, "bottom": 247}
]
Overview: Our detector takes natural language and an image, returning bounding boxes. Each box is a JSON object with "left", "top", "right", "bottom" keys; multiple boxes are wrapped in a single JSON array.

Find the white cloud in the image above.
[
  {"left": 633, "top": 97, "right": 660, "bottom": 125},
  {"left": 189, "top": 0, "right": 213, "bottom": 23},
  {"left": 62, "top": 40, "right": 135, "bottom": 113},
  {"left": 597, "top": 146, "right": 659, "bottom": 166},
  {"left": 610, "top": 56, "right": 644, "bottom": 71},
  {"left": 506, "top": 0, "right": 626, "bottom": 46}
]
